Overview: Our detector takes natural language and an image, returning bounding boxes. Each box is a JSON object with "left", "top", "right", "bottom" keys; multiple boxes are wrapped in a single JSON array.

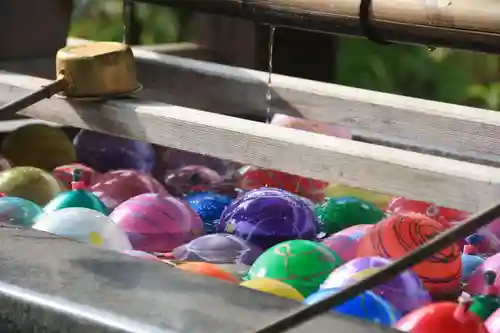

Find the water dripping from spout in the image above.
[{"left": 266, "top": 26, "right": 276, "bottom": 124}]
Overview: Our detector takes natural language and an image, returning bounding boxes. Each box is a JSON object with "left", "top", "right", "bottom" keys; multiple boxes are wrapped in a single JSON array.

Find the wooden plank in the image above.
[
  {"left": 2, "top": 38, "right": 500, "bottom": 167},
  {"left": 1, "top": 71, "right": 500, "bottom": 212}
]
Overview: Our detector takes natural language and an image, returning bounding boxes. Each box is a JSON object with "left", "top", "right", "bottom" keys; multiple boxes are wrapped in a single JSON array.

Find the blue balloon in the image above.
[
  {"left": 0, "top": 196, "right": 43, "bottom": 227},
  {"left": 184, "top": 192, "right": 233, "bottom": 233},
  {"left": 304, "top": 287, "right": 401, "bottom": 326},
  {"left": 461, "top": 254, "right": 485, "bottom": 282}
]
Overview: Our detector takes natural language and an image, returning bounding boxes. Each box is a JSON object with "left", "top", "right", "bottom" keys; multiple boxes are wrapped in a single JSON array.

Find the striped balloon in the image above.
[
  {"left": 357, "top": 214, "right": 461, "bottom": 297},
  {"left": 110, "top": 193, "right": 204, "bottom": 252}
]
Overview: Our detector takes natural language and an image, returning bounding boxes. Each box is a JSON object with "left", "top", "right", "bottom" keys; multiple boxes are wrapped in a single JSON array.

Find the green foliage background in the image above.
[{"left": 70, "top": 0, "right": 500, "bottom": 110}]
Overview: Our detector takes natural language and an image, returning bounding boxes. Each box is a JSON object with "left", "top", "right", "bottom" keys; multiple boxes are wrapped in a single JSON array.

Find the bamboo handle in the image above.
[
  {"left": 252, "top": 202, "right": 500, "bottom": 333},
  {"left": 0, "top": 77, "right": 68, "bottom": 116}
]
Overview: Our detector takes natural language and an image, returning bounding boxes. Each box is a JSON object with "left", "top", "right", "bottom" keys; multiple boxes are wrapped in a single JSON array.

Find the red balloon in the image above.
[
  {"left": 90, "top": 170, "right": 171, "bottom": 211},
  {"left": 53, "top": 163, "right": 101, "bottom": 188},
  {"left": 387, "top": 197, "right": 470, "bottom": 223},
  {"left": 357, "top": 214, "right": 462, "bottom": 296},
  {"left": 395, "top": 302, "right": 488, "bottom": 333},
  {"left": 239, "top": 166, "right": 327, "bottom": 202}
]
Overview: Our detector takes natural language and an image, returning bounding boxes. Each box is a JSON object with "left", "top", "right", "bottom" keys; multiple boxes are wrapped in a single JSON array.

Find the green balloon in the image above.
[
  {"left": 44, "top": 189, "right": 109, "bottom": 215},
  {"left": 315, "top": 196, "right": 385, "bottom": 234},
  {"left": 247, "top": 240, "right": 343, "bottom": 297},
  {"left": 470, "top": 295, "right": 500, "bottom": 320}
]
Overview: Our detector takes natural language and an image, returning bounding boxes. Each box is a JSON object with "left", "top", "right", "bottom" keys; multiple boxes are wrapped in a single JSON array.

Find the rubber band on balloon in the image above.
[{"left": 359, "top": 0, "right": 391, "bottom": 45}]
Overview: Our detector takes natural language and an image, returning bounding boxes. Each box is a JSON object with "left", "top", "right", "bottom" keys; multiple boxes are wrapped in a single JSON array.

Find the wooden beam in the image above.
[
  {"left": 132, "top": 0, "right": 500, "bottom": 54},
  {"left": 1, "top": 71, "right": 500, "bottom": 212},
  {"left": 2, "top": 38, "right": 500, "bottom": 166}
]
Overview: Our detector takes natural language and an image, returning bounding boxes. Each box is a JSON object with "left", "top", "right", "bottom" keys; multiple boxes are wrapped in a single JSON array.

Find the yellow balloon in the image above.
[
  {"left": 324, "top": 184, "right": 392, "bottom": 210},
  {"left": 241, "top": 278, "right": 305, "bottom": 301}
]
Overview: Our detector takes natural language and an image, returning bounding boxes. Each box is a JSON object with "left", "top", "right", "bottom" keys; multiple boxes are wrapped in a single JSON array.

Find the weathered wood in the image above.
[
  {"left": 133, "top": 0, "right": 500, "bottom": 53},
  {"left": 2, "top": 38, "right": 500, "bottom": 166},
  {"left": 2, "top": 71, "right": 500, "bottom": 212}
]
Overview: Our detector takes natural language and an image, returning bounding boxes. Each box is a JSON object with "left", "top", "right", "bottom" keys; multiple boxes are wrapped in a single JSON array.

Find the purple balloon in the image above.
[
  {"left": 217, "top": 188, "right": 318, "bottom": 249},
  {"left": 321, "top": 234, "right": 358, "bottom": 262},
  {"left": 321, "top": 256, "right": 431, "bottom": 314},
  {"left": 171, "top": 233, "right": 262, "bottom": 265},
  {"left": 74, "top": 130, "right": 155, "bottom": 173}
]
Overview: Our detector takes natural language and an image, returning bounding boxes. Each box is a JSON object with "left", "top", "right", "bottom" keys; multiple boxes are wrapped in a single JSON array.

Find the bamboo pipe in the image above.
[{"left": 137, "top": 0, "right": 500, "bottom": 53}]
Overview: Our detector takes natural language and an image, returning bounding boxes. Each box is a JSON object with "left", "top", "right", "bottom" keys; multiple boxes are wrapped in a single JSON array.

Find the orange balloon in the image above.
[
  {"left": 357, "top": 214, "right": 461, "bottom": 296},
  {"left": 176, "top": 262, "right": 240, "bottom": 283}
]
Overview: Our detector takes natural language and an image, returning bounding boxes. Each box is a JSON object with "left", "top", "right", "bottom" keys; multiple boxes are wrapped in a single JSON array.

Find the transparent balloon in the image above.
[
  {"left": 0, "top": 196, "right": 43, "bottom": 227},
  {"left": 33, "top": 207, "right": 132, "bottom": 252}
]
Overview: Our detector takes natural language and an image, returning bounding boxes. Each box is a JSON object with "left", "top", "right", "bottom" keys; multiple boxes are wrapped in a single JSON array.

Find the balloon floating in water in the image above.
[
  {"left": 110, "top": 193, "right": 203, "bottom": 252},
  {"left": 387, "top": 197, "right": 469, "bottom": 224},
  {"left": 324, "top": 183, "right": 391, "bottom": 210},
  {"left": 45, "top": 170, "right": 108, "bottom": 215},
  {"left": 486, "top": 307, "right": 500, "bottom": 333},
  {"left": 52, "top": 163, "right": 101, "bottom": 189},
  {"left": 241, "top": 278, "right": 304, "bottom": 301},
  {"left": 304, "top": 287, "right": 401, "bottom": 326},
  {"left": 164, "top": 165, "right": 224, "bottom": 197},
  {"left": 176, "top": 262, "right": 239, "bottom": 283},
  {"left": 395, "top": 293, "right": 488, "bottom": 333},
  {"left": 462, "top": 254, "right": 485, "bottom": 282},
  {"left": 321, "top": 234, "right": 358, "bottom": 262},
  {"left": 238, "top": 166, "right": 328, "bottom": 202},
  {"left": 91, "top": 169, "right": 170, "bottom": 211},
  {"left": 469, "top": 271, "right": 500, "bottom": 320},
  {"left": 0, "top": 196, "right": 43, "bottom": 227},
  {"left": 184, "top": 191, "right": 232, "bottom": 234},
  {"left": 172, "top": 233, "right": 262, "bottom": 266},
  {"left": 321, "top": 256, "right": 431, "bottom": 314},
  {"left": 74, "top": 130, "right": 155, "bottom": 173},
  {"left": 465, "top": 252, "right": 500, "bottom": 296},
  {"left": 33, "top": 207, "right": 132, "bottom": 252},
  {"left": 0, "top": 167, "right": 63, "bottom": 206},
  {"left": 218, "top": 188, "right": 318, "bottom": 250},
  {"left": 247, "top": 239, "right": 343, "bottom": 297},
  {"left": 357, "top": 213, "right": 462, "bottom": 296},
  {"left": 315, "top": 196, "right": 385, "bottom": 234},
  {"left": 2, "top": 124, "right": 76, "bottom": 170}
]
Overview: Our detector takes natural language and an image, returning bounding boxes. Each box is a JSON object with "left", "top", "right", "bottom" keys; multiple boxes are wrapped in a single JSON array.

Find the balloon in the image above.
[
  {"left": 184, "top": 191, "right": 232, "bottom": 233},
  {"left": 395, "top": 297, "right": 488, "bottom": 333},
  {"left": 357, "top": 214, "right": 461, "bottom": 296},
  {"left": 159, "top": 147, "right": 240, "bottom": 178},
  {"left": 241, "top": 278, "right": 304, "bottom": 301},
  {"left": 90, "top": 169, "right": 170, "bottom": 211},
  {"left": 74, "top": 130, "right": 155, "bottom": 173},
  {"left": 304, "top": 287, "right": 401, "bottom": 326},
  {"left": 321, "top": 234, "right": 358, "bottom": 262},
  {"left": 53, "top": 163, "right": 101, "bottom": 188},
  {"left": 270, "top": 114, "right": 352, "bottom": 139},
  {"left": 110, "top": 193, "right": 203, "bottom": 252},
  {"left": 172, "top": 233, "right": 262, "bottom": 265},
  {"left": 486, "top": 308, "right": 500, "bottom": 333},
  {"left": 247, "top": 240, "right": 343, "bottom": 297},
  {"left": 462, "top": 254, "right": 485, "bottom": 282},
  {"left": 315, "top": 197, "right": 385, "bottom": 234},
  {"left": 0, "top": 196, "right": 43, "bottom": 227},
  {"left": 164, "top": 165, "right": 224, "bottom": 197},
  {"left": 324, "top": 184, "right": 391, "bottom": 210},
  {"left": 2, "top": 124, "right": 76, "bottom": 170},
  {"left": 45, "top": 170, "right": 108, "bottom": 215},
  {"left": 387, "top": 197, "right": 469, "bottom": 223},
  {"left": 465, "top": 253, "right": 500, "bottom": 296},
  {"left": 217, "top": 188, "right": 318, "bottom": 250},
  {"left": 321, "top": 256, "right": 431, "bottom": 314},
  {"left": 176, "top": 262, "right": 239, "bottom": 283},
  {"left": 0, "top": 167, "right": 63, "bottom": 206},
  {"left": 239, "top": 166, "right": 328, "bottom": 202},
  {"left": 33, "top": 207, "right": 132, "bottom": 252}
]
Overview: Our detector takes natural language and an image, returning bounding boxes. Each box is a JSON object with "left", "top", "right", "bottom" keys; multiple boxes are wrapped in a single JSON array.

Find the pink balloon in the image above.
[
  {"left": 486, "top": 308, "right": 500, "bottom": 333},
  {"left": 110, "top": 193, "right": 204, "bottom": 252},
  {"left": 270, "top": 114, "right": 352, "bottom": 139},
  {"left": 322, "top": 234, "right": 358, "bottom": 262},
  {"left": 464, "top": 252, "right": 500, "bottom": 295},
  {"left": 90, "top": 170, "right": 170, "bottom": 211},
  {"left": 335, "top": 224, "right": 374, "bottom": 240}
]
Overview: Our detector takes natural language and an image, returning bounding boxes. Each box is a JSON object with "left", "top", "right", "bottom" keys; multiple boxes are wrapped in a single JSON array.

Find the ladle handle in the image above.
[{"left": 0, "top": 78, "right": 68, "bottom": 116}]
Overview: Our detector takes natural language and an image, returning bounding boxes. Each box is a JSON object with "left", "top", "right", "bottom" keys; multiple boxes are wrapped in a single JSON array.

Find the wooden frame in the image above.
[{"left": 2, "top": 67, "right": 500, "bottom": 212}]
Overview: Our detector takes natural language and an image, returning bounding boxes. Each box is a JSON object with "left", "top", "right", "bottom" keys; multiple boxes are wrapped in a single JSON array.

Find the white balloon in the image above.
[{"left": 33, "top": 207, "right": 132, "bottom": 252}]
